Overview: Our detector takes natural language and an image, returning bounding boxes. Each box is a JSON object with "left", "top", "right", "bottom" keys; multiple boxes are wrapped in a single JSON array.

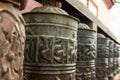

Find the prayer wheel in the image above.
[
  {"left": 96, "top": 33, "right": 109, "bottom": 80},
  {"left": 108, "top": 39, "right": 114, "bottom": 80},
  {"left": 76, "top": 23, "right": 96, "bottom": 80},
  {"left": 23, "top": 5, "right": 79, "bottom": 80}
]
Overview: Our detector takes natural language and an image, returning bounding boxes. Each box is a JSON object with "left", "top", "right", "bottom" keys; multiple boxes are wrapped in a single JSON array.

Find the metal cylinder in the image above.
[
  {"left": 96, "top": 33, "right": 109, "bottom": 80},
  {"left": 117, "top": 45, "right": 120, "bottom": 72},
  {"left": 113, "top": 43, "right": 118, "bottom": 75},
  {"left": 108, "top": 39, "right": 114, "bottom": 80},
  {"left": 115, "top": 44, "right": 120, "bottom": 74},
  {"left": 0, "top": 1, "right": 26, "bottom": 80},
  {"left": 76, "top": 23, "right": 96, "bottom": 80},
  {"left": 23, "top": 6, "right": 79, "bottom": 80}
]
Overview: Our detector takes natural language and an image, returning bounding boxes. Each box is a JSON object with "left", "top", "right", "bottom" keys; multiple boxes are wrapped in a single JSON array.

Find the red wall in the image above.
[
  {"left": 21, "top": 0, "right": 42, "bottom": 13},
  {"left": 79, "top": 0, "right": 110, "bottom": 27}
]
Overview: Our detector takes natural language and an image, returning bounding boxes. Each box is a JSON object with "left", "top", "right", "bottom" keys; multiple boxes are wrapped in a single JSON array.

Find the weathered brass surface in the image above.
[
  {"left": 1, "top": 0, "right": 27, "bottom": 10},
  {"left": 23, "top": 6, "right": 79, "bottom": 80},
  {"left": 108, "top": 39, "right": 114, "bottom": 79},
  {"left": 117, "top": 45, "right": 120, "bottom": 73},
  {"left": 76, "top": 23, "right": 96, "bottom": 80},
  {"left": 113, "top": 43, "right": 119, "bottom": 75},
  {"left": 116, "top": 45, "right": 120, "bottom": 73},
  {"left": 0, "top": 0, "right": 26, "bottom": 80},
  {"left": 113, "top": 43, "right": 117, "bottom": 75},
  {"left": 96, "top": 33, "right": 109, "bottom": 80}
]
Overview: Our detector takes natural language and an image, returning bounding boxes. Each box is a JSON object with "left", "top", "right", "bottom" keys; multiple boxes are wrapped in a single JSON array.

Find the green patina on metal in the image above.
[
  {"left": 76, "top": 23, "right": 97, "bottom": 80},
  {"left": 96, "top": 33, "right": 109, "bottom": 80},
  {"left": 23, "top": 2, "right": 79, "bottom": 80}
]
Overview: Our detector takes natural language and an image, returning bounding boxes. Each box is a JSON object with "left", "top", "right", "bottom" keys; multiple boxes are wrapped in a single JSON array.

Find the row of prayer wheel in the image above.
[
  {"left": 96, "top": 33, "right": 120, "bottom": 80},
  {"left": 23, "top": 5, "right": 120, "bottom": 80}
]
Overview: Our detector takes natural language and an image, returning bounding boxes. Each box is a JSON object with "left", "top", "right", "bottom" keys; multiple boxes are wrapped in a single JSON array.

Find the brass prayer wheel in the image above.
[
  {"left": 108, "top": 39, "right": 114, "bottom": 80},
  {"left": 76, "top": 23, "right": 96, "bottom": 80},
  {"left": 23, "top": 5, "right": 79, "bottom": 80},
  {"left": 96, "top": 33, "right": 109, "bottom": 80}
]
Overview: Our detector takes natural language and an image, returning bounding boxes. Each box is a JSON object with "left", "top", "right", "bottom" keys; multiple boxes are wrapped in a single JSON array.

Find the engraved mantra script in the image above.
[
  {"left": 77, "top": 39, "right": 96, "bottom": 61},
  {"left": 25, "top": 35, "right": 77, "bottom": 64}
]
